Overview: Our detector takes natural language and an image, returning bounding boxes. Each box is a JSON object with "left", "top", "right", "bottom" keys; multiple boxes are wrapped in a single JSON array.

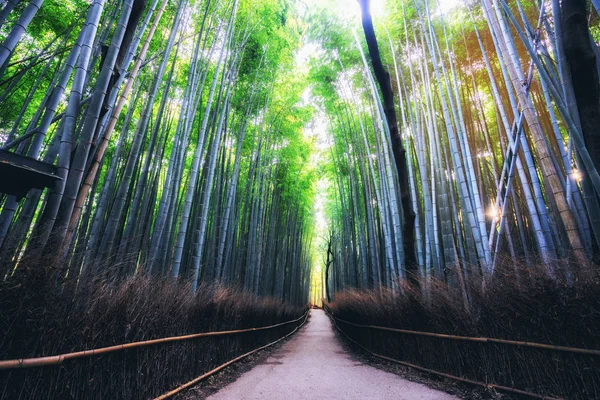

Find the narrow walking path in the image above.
[{"left": 207, "top": 309, "right": 459, "bottom": 399}]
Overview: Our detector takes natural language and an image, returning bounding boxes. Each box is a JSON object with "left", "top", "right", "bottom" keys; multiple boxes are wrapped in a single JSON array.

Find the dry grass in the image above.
[
  {"left": 0, "top": 271, "right": 305, "bottom": 399},
  {"left": 328, "top": 262, "right": 600, "bottom": 399}
]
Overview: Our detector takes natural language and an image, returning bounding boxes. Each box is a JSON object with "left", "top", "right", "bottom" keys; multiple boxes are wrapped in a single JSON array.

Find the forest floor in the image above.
[{"left": 184, "top": 309, "right": 460, "bottom": 399}]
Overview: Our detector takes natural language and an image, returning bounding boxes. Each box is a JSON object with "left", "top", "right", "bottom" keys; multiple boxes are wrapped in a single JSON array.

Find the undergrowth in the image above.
[
  {"left": 327, "top": 262, "right": 600, "bottom": 399},
  {"left": 0, "top": 270, "right": 305, "bottom": 399}
]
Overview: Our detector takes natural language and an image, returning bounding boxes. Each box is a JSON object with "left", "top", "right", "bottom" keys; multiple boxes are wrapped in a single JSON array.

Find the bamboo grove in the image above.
[
  {"left": 2, "top": 0, "right": 600, "bottom": 306},
  {"left": 312, "top": 0, "right": 600, "bottom": 298},
  {"left": 0, "top": 0, "right": 315, "bottom": 304}
]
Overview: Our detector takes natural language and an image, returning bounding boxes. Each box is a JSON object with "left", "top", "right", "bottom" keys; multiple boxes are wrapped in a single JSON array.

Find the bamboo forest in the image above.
[{"left": 0, "top": 0, "right": 599, "bottom": 398}]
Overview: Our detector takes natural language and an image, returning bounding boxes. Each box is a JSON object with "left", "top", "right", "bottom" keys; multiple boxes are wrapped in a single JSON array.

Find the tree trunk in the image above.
[
  {"left": 358, "top": 0, "right": 417, "bottom": 284},
  {"left": 562, "top": 0, "right": 600, "bottom": 176}
]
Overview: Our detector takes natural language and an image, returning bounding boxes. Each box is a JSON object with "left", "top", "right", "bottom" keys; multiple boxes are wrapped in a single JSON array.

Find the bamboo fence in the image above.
[
  {"left": 0, "top": 310, "right": 309, "bottom": 370},
  {"left": 322, "top": 304, "right": 600, "bottom": 400},
  {"left": 154, "top": 310, "right": 309, "bottom": 399}
]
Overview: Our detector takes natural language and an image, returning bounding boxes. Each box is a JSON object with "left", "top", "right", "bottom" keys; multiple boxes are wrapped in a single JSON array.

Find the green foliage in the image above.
[{"left": 0, "top": 0, "right": 86, "bottom": 131}]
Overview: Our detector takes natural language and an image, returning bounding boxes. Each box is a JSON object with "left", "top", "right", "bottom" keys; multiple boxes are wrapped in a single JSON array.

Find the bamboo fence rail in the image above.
[
  {"left": 0, "top": 310, "right": 309, "bottom": 370},
  {"left": 322, "top": 304, "right": 598, "bottom": 400},
  {"left": 323, "top": 305, "right": 600, "bottom": 356},
  {"left": 324, "top": 307, "right": 562, "bottom": 400},
  {"left": 154, "top": 310, "right": 309, "bottom": 399}
]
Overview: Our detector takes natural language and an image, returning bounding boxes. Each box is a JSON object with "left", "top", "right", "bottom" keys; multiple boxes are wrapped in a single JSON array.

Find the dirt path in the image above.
[{"left": 206, "top": 309, "right": 459, "bottom": 399}]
